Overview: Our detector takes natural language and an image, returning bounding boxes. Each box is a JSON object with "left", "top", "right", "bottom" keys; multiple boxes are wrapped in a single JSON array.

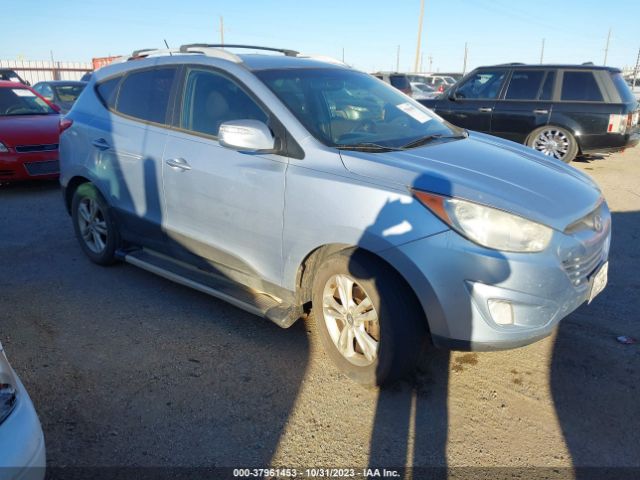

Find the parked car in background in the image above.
[
  {"left": 409, "top": 74, "right": 456, "bottom": 94},
  {"left": 371, "top": 71, "right": 412, "bottom": 95},
  {"left": 0, "top": 69, "right": 29, "bottom": 86},
  {"left": 439, "top": 72, "right": 464, "bottom": 82},
  {"left": 61, "top": 45, "right": 610, "bottom": 385},
  {"left": 419, "top": 64, "right": 640, "bottom": 162},
  {"left": 0, "top": 81, "right": 61, "bottom": 181},
  {"left": 80, "top": 71, "right": 93, "bottom": 82},
  {"left": 410, "top": 81, "right": 438, "bottom": 100},
  {"left": 626, "top": 77, "right": 640, "bottom": 100},
  {"left": 0, "top": 341, "right": 46, "bottom": 480},
  {"left": 33, "top": 80, "right": 87, "bottom": 114}
]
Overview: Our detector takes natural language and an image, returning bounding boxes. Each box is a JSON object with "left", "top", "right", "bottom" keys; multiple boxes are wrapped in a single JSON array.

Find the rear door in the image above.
[
  {"left": 491, "top": 69, "right": 554, "bottom": 143},
  {"left": 89, "top": 66, "right": 179, "bottom": 251},
  {"left": 433, "top": 69, "right": 507, "bottom": 132},
  {"left": 161, "top": 66, "right": 287, "bottom": 286}
]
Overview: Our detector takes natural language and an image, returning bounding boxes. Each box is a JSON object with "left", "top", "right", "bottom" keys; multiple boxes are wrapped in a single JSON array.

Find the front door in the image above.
[
  {"left": 435, "top": 69, "right": 507, "bottom": 133},
  {"left": 161, "top": 67, "right": 287, "bottom": 287}
]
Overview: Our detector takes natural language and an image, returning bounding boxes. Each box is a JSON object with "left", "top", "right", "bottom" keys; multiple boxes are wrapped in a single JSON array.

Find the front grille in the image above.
[
  {"left": 562, "top": 245, "right": 606, "bottom": 287},
  {"left": 24, "top": 160, "right": 59, "bottom": 176},
  {"left": 15, "top": 144, "right": 58, "bottom": 153}
]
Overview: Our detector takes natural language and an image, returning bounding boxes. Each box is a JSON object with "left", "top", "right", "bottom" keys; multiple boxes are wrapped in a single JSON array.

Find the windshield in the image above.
[
  {"left": 53, "top": 84, "right": 86, "bottom": 103},
  {"left": 0, "top": 87, "right": 56, "bottom": 116},
  {"left": 256, "top": 68, "right": 457, "bottom": 148}
]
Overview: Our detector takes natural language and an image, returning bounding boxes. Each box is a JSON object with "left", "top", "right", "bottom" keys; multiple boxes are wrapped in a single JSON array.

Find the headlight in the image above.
[
  {"left": 413, "top": 190, "right": 553, "bottom": 252},
  {"left": 0, "top": 383, "right": 17, "bottom": 425},
  {"left": 0, "top": 142, "right": 9, "bottom": 153}
]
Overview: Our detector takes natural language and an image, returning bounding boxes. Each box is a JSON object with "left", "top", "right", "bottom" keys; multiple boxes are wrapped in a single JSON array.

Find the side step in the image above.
[{"left": 120, "top": 249, "right": 301, "bottom": 328}]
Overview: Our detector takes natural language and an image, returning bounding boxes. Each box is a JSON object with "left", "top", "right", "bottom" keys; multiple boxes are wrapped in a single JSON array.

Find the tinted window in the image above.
[
  {"left": 180, "top": 69, "right": 267, "bottom": 137},
  {"left": 455, "top": 70, "right": 506, "bottom": 99},
  {"left": 539, "top": 72, "right": 555, "bottom": 100},
  {"left": 53, "top": 84, "right": 85, "bottom": 103},
  {"left": 611, "top": 73, "right": 636, "bottom": 104},
  {"left": 96, "top": 77, "right": 121, "bottom": 109},
  {"left": 561, "top": 71, "right": 603, "bottom": 102},
  {"left": 389, "top": 75, "right": 409, "bottom": 90},
  {"left": 505, "top": 70, "right": 545, "bottom": 100},
  {"left": 116, "top": 67, "right": 177, "bottom": 124}
]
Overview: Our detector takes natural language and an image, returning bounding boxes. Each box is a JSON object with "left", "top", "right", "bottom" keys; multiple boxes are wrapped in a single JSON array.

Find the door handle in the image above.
[
  {"left": 478, "top": 107, "right": 493, "bottom": 113},
  {"left": 92, "top": 138, "right": 110, "bottom": 150},
  {"left": 165, "top": 158, "right": 192, "bottom": 171},
  {"left": 533, "top": 109, "right": 549, "bottom": 115}
]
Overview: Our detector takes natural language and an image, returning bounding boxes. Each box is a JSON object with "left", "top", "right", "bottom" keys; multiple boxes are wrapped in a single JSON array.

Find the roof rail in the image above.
[{"left": 180, "top": 44, "right": 299, "bottom": 57}]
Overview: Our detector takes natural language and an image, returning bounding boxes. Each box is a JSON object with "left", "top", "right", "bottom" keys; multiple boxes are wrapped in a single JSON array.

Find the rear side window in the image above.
[
  {"left": 96, "top": 77, "right": 121, "bottom": 109},
  {"left": 505, "top": 70, "right": 545, "bottom": 100},
  {"left": 390, "top": 75, "right": 409, "bottom": 90},
  {"left": 116, "top": 67, "right": 177, "bottom": 124},
  {"left": 539, "top": 72, "right": 555, "bottom": 100},
  {"left": 561, "top": 71, "right": 603, "bottom": 102}
]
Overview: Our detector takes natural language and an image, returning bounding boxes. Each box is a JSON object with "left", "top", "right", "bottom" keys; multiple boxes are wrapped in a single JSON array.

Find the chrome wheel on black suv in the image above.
[{"left": 527, "top": 126, "right": 578, "bottom": 163}]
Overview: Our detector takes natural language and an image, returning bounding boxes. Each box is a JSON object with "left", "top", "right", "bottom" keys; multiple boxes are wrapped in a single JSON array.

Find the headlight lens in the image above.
[
  {"left": 414, "top": 191, "right": 553, "bottom": 252},
  {"left": 0, "top": 383, "right": 17, "bottom": 425},
  {"left": 0, "top": 142, "right": 9, "bottom": 153}
]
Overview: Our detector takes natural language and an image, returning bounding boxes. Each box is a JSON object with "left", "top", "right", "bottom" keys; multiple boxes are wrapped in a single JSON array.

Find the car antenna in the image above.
[{"left": 164, "top": 39, "right": 172, "bottom": 56}]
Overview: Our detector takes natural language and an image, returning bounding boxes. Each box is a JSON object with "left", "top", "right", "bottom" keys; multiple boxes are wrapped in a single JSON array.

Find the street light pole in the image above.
[{"left": 414, "top": 0, "right": 425, "bottom": 72}]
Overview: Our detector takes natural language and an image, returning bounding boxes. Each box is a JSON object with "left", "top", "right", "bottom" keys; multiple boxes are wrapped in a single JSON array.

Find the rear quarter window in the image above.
[
  {"left": 610, "top": 72, "right": 637, "bottom": 104},
  {"left": 96, "top": 77, "right": 121, "bottom": 109},
  {"left": 561, "top": 71, "right": 603, "bottom": 102}
]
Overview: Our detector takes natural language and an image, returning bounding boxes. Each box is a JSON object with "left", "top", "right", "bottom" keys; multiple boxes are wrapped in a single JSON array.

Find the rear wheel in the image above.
[
  {"left": 312, "top": 249, "right": 427, "bottom": 386},
  {"left": 526, "top": 126, "right": 578, "bottom": 163},
  {"left": 71, "top": 183, "right": 120, "bottom": 265}
]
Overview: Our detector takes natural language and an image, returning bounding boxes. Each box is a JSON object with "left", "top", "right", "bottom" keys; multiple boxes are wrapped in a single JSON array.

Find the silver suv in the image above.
[{"left": 60, "top": 45, "right": 610, "bottom": 385}]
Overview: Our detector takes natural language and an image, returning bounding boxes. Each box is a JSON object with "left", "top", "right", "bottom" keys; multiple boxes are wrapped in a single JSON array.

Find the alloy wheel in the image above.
[
  {"left": 322, "top": 274, "right": 380, "bottom": 366},
  {"left": 532, "top": 128, "right": 570, "bottom": 159},
  {"left": 77, "top": 197, "right": 108, "bottom": 254}
]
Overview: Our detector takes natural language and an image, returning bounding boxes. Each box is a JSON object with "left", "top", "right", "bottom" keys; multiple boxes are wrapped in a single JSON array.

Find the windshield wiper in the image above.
[
  {"left": 401, "top": 130, "right": 468, "bottom": 150},
  {"left": 336, "top": 142, "right": 405, "bottom": 152}
]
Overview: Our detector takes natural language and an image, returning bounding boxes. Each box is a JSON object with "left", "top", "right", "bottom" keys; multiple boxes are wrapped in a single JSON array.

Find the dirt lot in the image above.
[{"left": 1, "top": 148, "right": 639, "bottom": 479}]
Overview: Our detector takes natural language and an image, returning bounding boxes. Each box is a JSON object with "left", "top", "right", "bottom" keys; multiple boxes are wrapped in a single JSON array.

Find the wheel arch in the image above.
[
  {"left": 64, "top": 176, "right": 91, "bottom": 214},
  {"left": 295, "top": 243, "right": 432, "bottom": 337}
]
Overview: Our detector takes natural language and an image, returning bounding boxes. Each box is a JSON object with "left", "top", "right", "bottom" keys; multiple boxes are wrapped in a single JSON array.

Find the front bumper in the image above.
[
  {"left": 0, "top": 151, "right": 59, "bottom": 181},
  {"left": 382, "top": 207, "right": 611, "bottom": 350},
  {"left": 0, "top": 351, "right": 46, "bottom": 480}
]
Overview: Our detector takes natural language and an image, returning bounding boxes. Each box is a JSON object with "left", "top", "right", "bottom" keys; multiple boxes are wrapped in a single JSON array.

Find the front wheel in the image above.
[
  {"left": 526, "top": 126, "right": 578, "bottom": 163},
  {"left": 312, "top": 250, "right": 427, "bottom": 386},
  {"left": 71, "top": 183, "right": 120, "bottom": 265}
]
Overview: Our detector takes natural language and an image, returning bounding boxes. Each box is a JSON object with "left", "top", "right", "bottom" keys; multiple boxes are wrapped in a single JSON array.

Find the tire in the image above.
[
  {"left": 526, "top": 125, "right": 579, "bottom": 163},
  {"left": 71, "top": 183, "right": 120, "bottom": 265},
  {"left": 311, "top": 249, "right": 427, "bottom": 386}
]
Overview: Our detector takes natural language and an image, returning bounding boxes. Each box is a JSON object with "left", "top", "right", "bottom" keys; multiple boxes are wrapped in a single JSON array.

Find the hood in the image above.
[
  {"left": 339, "top": 131, "right": 602, "bottom": 231},
  {"left": 0, "top": 114, "right": 60, "bottom": 147}
]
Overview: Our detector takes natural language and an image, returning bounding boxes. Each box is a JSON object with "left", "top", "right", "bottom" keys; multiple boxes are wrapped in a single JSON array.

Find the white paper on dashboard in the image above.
[
  {"left": 395, "top": 102, "right": 431, "bottom": 123},
  {"left": 13, "top": 89, "right": 36, "bottom": 97}
]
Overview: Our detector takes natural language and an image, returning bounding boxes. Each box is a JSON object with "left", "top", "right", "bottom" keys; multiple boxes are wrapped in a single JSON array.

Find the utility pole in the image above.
[
  {"left": 428, "top": 55, "right": 433, "bottom": 72},
  {"left": 342, "top": 47, "right": 345, "bottom": 63},
  {"left": 540, "top": 38, "right": 545, "bottom": 64},
  {"left": 633, "top": 47, "right": 640, "bottom": 91},
  {"left": 220, "top": 16, "right": 224, "bottom": 46},
  {"left": 396, "top": 45, "right": 400, "bottom": 72},
  {"left": 603, "top": 27, "right": 611, "bottom": 65},
  {"left": 413, "top": 0, "right": 426, "bottom": 72},
  {"left": 420, "top": 52, "right": 424, "bottom": 72},
  {"left": 462, "top": 42, "right": 468, "bottom": 75}
]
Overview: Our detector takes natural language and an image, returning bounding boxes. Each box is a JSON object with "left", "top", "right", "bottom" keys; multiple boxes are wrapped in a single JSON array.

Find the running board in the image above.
[{"left": 120, "top": 249, "right": 300, "bottom": 328}]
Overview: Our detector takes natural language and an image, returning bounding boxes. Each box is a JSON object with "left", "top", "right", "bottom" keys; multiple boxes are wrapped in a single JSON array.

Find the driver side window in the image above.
[
  {"left": 455, "top": 70, "right": 506, "bottom": 100},
  {"left": 180, "top": 69, "right": 267, "bottom": 138}
]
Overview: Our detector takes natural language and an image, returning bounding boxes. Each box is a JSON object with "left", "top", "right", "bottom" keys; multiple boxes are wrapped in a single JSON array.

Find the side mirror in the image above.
[
  {"left": 218, "top": 120, "right": 275, "bottom": 153},
  {"left": 448, "top": 90, "right": 458, "bottom": 101}
]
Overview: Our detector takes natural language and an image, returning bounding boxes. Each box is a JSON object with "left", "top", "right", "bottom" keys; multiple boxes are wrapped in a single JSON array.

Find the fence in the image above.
[{"left": 0, "top": 59, "right": 92, "bottom": 84}]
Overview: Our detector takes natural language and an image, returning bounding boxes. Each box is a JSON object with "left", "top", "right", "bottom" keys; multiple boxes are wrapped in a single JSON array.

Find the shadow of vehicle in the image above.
[{"left": 551, "top": 210, "right": 640, "bottom": 480}]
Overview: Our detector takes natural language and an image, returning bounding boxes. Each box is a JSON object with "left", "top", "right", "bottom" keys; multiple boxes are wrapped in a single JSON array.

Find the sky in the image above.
[{"left": 3, "top": 0, "right": 640, "bottom": 73}]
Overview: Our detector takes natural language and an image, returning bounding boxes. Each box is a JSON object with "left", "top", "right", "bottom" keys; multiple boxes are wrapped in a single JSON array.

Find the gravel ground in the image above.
[{"left": 1, "top": 148, "right": 639, "bottom": 479}]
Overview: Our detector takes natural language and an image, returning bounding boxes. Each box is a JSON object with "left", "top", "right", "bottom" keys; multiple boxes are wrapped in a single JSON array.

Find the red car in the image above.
[{"left": 0, "top": 81, "right": 61, "bottom": 181}]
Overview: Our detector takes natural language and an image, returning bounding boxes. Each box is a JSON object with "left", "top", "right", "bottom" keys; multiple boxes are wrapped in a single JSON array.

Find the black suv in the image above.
[
  {"left": 0, "top": 69, "right": 29, "bottom": 85},
  {"left": 419, "top": 64, "right": 639, "bottom": 162}
]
